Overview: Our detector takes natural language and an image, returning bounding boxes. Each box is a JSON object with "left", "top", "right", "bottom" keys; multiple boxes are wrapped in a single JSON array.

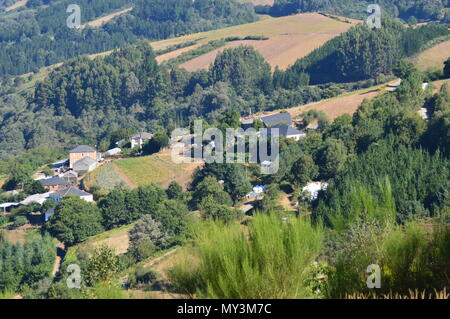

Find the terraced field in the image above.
[
  {"left": 85, "top": 150, "right": 202, "bottom": 192},
  {"left": 151, "top": 13, "right": 359, "bottom": 70}
]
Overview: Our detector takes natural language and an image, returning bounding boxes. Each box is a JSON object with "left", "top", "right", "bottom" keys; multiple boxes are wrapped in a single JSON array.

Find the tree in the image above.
[
  {"left": 84, "top": 245, "right": 123, "bottom": 286},
  {"left": 290, "top": 154, "right": 319, "bottom": 187},
  {"left": 203, "top": 205, "right": 241, "bottom": 224},
  {"left": 317, "top": 139, "right": 348, "bottom": 179},
  {"left": 191, "top": 176, "right": 233, "bottom": 210},
  {"left": 46, "top": 197, "right": 104, "bottom": 246},
  {"left": 166, "top": 181, "right": 182, "bottom": 200},
  {"left": 129, "top": 215, "right": 169, "bottom": 251},
  {"left": 444, "top": 57, "right": 450, "bottom": 79},
  {"left": 98, "top": 188, "right": 130, "bottom": 230},
  {"left": 142, "top": 132, "right": 169, "bottom": 155}
]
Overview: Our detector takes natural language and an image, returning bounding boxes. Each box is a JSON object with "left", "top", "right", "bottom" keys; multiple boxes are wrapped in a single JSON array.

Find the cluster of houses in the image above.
[
  {"left": 2, "top": 130, "right": 156, "bottom": 220},
  {"left": 241, "top": 112, "right": 308, "bottom": 141}
]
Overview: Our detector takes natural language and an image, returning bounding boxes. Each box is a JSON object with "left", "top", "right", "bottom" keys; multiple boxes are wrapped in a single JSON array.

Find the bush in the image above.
[
  {"left": 12, "top": 215, "right": 28, "bottom": 228},
  {"left": 169, "top": 213, "right": 323, "bottom": 298},
  {"left": 127, "top": 266, "right": 157, "bottom": 289},
  {"left": 0, "top": 216, "right": 7, "bottom": 226}
]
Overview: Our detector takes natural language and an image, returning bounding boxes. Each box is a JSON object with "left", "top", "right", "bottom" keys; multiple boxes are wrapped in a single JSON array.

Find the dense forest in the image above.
[
  {"left": 263, "top": 0, "right": 450, "bottom": 22},
  {"left": 0, "top": 0, "right": 257, "bottom": 77}
]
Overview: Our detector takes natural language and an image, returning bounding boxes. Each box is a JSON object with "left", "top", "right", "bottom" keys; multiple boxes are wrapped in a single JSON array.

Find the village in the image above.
[{"left": 0, "top": 110, "right": 329, "bottom": 225}]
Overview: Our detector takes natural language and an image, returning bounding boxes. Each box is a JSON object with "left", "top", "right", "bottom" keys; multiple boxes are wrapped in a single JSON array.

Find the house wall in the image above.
[
  {"left": 69, "top": 151, "right": 97, "bottom": 168},
  {"left": 43, "top": 184, "right": 65, "bottom": 191}
]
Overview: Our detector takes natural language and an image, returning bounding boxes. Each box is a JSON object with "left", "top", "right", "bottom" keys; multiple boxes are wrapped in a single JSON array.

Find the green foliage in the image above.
[
  {"left": 191, "top": 176, "right": 233, "bottom": 210},
  {"left": 128, "top": 215, "right": 168, "bottom": 259},
  {"left": 126, "top": 265, "right": 157, "bottom": 290},
  {"left": 316, "top": 140, "right": 449, "bottom": 228},
  {"left": 203, "top": 205, "right": 242, "bottom": 224},
  {"left": 166, "top": 181, "right": 183, "bottom": 200},
  {"left": 290, "top": 154, "right": 319, "bottom": 187},
  {"left": 99, "top": 184, "right": 167, "bottom": 230},
  {"left": 325, "top": 220, "right": 450, "bottom": 297},
  {"left": 84, "top": 245, "right": 124, "bottom": 286},
  {"left": 169, "top": 213, "right": 323, "bottom": 298},
  {"left": 444, "top": 57, "right": 450, "bottom": 78},
  {"left": 0, "top": 234, "right": 55, "bottom": 294},
  {"left": 46, "top": 197, "right": 104, "bottom": 246},
  {"left": 12, "top": 215, "right": 28, "bottom": 228}
]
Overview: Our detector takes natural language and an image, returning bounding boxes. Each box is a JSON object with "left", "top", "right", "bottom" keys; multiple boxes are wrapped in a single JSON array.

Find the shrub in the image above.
[
  {"left": 169, "top": 213, "right": 323, "bottom": 298},
  {"left": 12, "top": 215, "right": 28, "bottom": 228}
]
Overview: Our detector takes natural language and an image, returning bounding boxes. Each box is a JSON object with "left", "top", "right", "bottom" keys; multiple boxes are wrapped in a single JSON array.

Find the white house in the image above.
[
  {"left": 20, "top": 192, "right": 55, "bottom": 206},
  {"left": 130, "top": 132, "right": 154, "bottom": 149},
  {"left": 105, "top": 147, "right": 121, "bottom": 157},
  {"left": 302, "top": 182, "right": 329, "bottom": 201},
  {"left": 50, "top": 187, "right": 94, "bottom": 203}
]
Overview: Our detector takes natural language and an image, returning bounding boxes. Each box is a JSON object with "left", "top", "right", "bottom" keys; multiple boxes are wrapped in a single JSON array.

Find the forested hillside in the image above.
[
  {"left": 1, "top": 17, "right": 448, "bottom": 160},
  {"left": 274, "top": 19, "right": 449, "bottom": 87},
  {"left": 264, "top": 0, "right": 450, "bottom": 22},
  {"left": 0, "top": 0, "right": 257, "bottom": 77}
]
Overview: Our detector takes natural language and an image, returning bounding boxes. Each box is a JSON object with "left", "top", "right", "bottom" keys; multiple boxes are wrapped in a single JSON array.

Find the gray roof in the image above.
[
  {"left": 56, "top": 187, "right": 92, "bottom": 198},
  {"left": 69, "top": 145, "right": 97, "bottom": 153},
  {"left": 260, "top": 113, "right": 292, "bottom": 127},
  {"left": 40, "top": 176, "right": 71, "bottom": 187},
  {"left": 131, "top": 132, "right": 153, "bottom": 140},
  {"left": 73, "top": 157, "right": 97, "bottom": 171},
  {"left": 262, "top": 124, "right": 305, "bottom": 138}
]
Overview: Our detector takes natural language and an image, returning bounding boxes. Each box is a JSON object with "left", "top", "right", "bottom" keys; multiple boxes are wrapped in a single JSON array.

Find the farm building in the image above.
[
  {"left": 0, "top": 202, "right": 20, "bottom": 213},
  {"left": 73, "top": 157, "right": 97, "bottom": 174},
  {"left": 130, "top": 132, "right": 154, "bottom": 149},
  {"left": 260, "top": 113, "right": 292, "bottom": 127},
  {"left": 50, "top": 187, "right": 94, "bottom": 203},
  {"left": 69, "top": 145, "right": 98, "bottom": 168},
  {"left": 20, "top": 192, "right": 54, "bottom": 206},
  {"left": 105, "top": 147, "right": 121, "bottom": 157},
  {"left": 40, "top": 176, "right": 71, "bottom": 191}
]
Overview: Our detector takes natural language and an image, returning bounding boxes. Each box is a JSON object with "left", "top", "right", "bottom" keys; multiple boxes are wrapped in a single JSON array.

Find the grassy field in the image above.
[
  {"left": 114, "top": 150, "right": 201, "bottom": 189},
  {"left": 151, "top": 13, "right": 359, "bottom": 70},
  {"left": 65, "top": 223, "right": 134, "bottom": 262},
  {"left": 85, "top": 150, "right": 202, "bottom": 191},
  {"left": 414, "top": 39, "right": 450, "bottom": 71}
]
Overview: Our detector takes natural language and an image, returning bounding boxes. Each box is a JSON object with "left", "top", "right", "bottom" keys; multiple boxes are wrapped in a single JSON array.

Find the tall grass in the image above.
[
  {"left": 169, "top": 213, "right": 323, "bottom": 299},
  {"left": 326, "top": 221, "right": 450, "bottom": 298}
]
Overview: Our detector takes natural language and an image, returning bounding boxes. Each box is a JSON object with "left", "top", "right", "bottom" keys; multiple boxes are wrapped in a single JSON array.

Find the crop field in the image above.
[
  {"left": 85, "top": 150, "right": 202, "bottom": 192},
  {"left": 114, "top": 150, "right": 202, "bottom": 189},
  {"left": 415, "top": 39, "right": 450, "bottom": 71},
  {"left": 150, "top": 13, "right": 359, "bottom": 70}
]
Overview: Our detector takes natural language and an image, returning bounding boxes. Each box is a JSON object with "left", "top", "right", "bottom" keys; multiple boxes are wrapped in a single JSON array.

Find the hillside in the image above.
[
  {"left": 415, "top": 38, "right": 450, "bottom": 71},
  {"left": 152, "top": 12, "right": 359, "bottom": 70},
  {"left": 84, "top": 150, "right": 202, "bottom": 192}
]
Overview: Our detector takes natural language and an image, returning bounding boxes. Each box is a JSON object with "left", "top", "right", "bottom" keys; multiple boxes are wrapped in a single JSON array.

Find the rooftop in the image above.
[
  {"left": 69, "top": 145, "right": 97, "bottom": 153},
  {"left": 40, "top": 176, "right": 71, "bottom": 187},
  {"left": 56, "top": 187, "right": 92, "bottom": 198},
  {"left": 260, "top": 113, "right": 292, "bottom": 127}
]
